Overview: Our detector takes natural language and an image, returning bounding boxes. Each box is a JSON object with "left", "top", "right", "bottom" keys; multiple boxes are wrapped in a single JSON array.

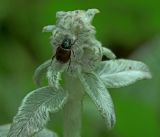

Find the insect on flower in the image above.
[{"left": 51, "top": 36, "right": 77, "bottom": 69}]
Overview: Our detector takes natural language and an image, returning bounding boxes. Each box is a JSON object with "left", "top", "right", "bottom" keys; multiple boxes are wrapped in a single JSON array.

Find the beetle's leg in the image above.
[
  {"left": 67, "top": 58, "right": 71, "bottom": 71},
  {"left": 71, "top": 49, "right": 75, "bottom": 57},
  {"left": 50, "top": 54, "right": 55, "bottom": 66},
  {"left": 67, "top": 49, "right": 75, "bottom": 71}
]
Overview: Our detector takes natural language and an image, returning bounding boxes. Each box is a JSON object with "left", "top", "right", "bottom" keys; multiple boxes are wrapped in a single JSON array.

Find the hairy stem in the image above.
[{"left": 63, "top": 73, "right": 84, "bottom": 137}]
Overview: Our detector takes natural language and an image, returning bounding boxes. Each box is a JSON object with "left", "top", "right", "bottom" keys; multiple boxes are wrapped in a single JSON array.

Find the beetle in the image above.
[{"left": 51, "top": 37, "right": 77, "bottom": 68}]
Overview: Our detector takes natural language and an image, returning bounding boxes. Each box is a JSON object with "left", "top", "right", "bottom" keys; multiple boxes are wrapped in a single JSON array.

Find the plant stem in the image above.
[{"left": 63, "top": 73, "right": 84, "bottom": 137}]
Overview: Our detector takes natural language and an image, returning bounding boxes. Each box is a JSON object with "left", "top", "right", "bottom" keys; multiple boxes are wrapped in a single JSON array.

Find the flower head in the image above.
[
  {"left": 44, "top": 9, "right": 102, "bottom": 75},
  {"left": 42, "top": 8, "right": 152, "bottom": 128}
]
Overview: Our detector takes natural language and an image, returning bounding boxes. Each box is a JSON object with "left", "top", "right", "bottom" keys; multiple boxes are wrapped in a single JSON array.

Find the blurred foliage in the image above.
[{"left": 0, "top": 0, "right": 160, "bottom": 137}]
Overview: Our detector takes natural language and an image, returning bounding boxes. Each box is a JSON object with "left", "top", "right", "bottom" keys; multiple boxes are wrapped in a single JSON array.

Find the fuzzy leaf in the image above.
[
  {"left": 96, "top": 59, "right": 152, "bottom": 88},
  {"left": 7, "top": 86, "right": 68, "bottom": 137},
  {"left": 102, "top": 47, "right": 116, "bottom": 59},
  {"left": 33, "top": 60, "right": 51, "bottom": 87},
  {"left": 34, "top": 128, "right": 58, "bottom": 137},
  {"left": 79, "top": 72, "right": 116, "bottom": 129},
  {"left": 0, "top": 124, "right": 58, "bottom": 137},
  {"left": 43, "top": 25, "right": 56, "bottom": 32},
  {"left": 0, "top": 124, "right": 10, "bottom": 137}
]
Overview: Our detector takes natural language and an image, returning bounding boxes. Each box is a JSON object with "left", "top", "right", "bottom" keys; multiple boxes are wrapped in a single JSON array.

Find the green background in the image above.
[{"left": 0, "top": 0, "right": 160, "bottom": 137}]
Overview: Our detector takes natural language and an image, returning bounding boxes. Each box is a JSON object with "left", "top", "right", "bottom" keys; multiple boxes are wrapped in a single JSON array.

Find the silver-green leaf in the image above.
[
  {"left": 79, "top": 72, "right": 116, "bottom": 129},
  {"left": 7, "top": 86, "right": 68, "bottom": 137},
  {"left": 34, "top": 128, "right": 58, "bottom": 137},
  {"left": 33, "top": 60, "right": 51, "bottom": 87},
  {"left": 0, "top": 124, "right": 10, "bottom": 137},
  {"left": 102, "top": 47, "right": 116, "bottom": 59},
  {"left": 42, "top": 25, "right": 56, "bottom": 32},
  {"left": 0, "top": 124, "right": 58, "bottom": 137},
  {"left": 96, "top": 59, "right": 152, "bottom": 88}
]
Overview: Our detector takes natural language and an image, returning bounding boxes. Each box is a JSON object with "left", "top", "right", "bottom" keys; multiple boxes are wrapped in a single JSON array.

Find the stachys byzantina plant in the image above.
[{"left": 6, "top": 9, "right": 151, "bottom": 137}]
